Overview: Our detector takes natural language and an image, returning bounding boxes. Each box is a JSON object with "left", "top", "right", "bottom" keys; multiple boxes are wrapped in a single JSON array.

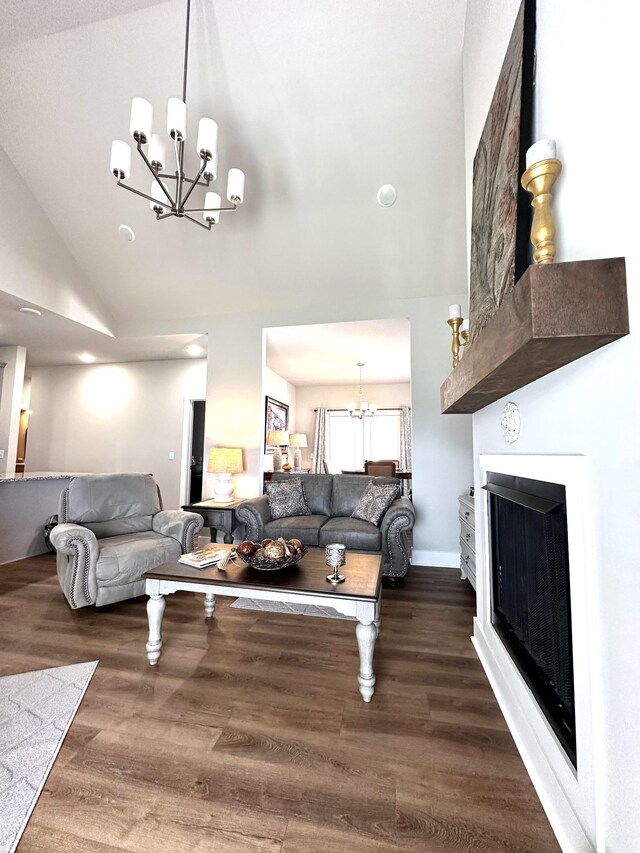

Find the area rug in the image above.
[
  {"left": 230, "top": 598, "right": 355, "bottom": 620},
  {"left": 0, "top": 660, "right": 98, "bottom": 853}
]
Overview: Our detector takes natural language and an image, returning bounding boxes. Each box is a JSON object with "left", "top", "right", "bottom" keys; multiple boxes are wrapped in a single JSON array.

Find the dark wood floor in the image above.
[{"left": 0, "top": 554, "right": 559, "bottom": 852}]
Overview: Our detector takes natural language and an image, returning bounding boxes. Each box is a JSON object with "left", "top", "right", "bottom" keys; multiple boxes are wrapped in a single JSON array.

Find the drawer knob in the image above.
[
  {"left": 464, "top": 511, "right": 470, "bottom": 518},
  {"left": 464, "top": 555, "right": 470, "bottom": 563},
  {"left": 465, "top": 533, "right": 471, "bottom": 541}
]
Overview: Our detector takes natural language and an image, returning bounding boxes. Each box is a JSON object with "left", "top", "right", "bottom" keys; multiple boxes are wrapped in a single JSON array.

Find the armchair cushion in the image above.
[
  {"left": 96, "top": 531, "right": 180, "bottom": 587},
  {"left": 63, "top": 473, "right": 161, "bottom": 538},
  {"left": 265, "top": 478, "right": 311, "bottom": 520},
  {"left": 351, "top": 481, "right": 399, "bottom": 526}
]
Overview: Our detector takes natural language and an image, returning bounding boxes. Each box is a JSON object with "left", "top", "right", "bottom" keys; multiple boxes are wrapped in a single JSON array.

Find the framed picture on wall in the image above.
[{"left": 264, "top": 396, "right": 289, "bottom": 453}]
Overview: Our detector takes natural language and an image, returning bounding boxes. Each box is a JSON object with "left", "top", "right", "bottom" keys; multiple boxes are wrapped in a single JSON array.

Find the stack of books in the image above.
[{"left": 179, "top": 546, "right": 235, "bottom": 568}]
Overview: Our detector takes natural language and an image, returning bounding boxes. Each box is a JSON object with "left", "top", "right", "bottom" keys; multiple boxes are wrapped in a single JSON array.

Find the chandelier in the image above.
[
  {"left": 347, "top": 363, "right": 377, "bottom": 419},
  {"left": 109, "top": 0, "right": 244, "bottom": 231}
]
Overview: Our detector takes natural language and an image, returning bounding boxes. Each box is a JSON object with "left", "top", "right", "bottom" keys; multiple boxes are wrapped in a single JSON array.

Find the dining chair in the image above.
[{"left": 364, "top": 460, "right": 397, "bottom": 477}]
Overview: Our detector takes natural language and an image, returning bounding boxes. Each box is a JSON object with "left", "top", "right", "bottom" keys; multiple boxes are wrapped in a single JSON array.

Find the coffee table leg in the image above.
[
  {"left": 356, "top": 620, "right": 377, "bottom": 702},
  {"left": 374, "top": 596, "right": 381, "bottom": 638},
  {"left": 146, "top": 594, "right": 165, "bottom": 665},
  {"left": 204, "top": 592, "right": 216, "bottom": 618}
]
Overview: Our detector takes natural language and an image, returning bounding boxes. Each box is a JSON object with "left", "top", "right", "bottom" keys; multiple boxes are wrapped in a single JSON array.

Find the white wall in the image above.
[
  {"left": 463, "top": 1, "right": 640, "bottom": 849},
  {"left": 0, "top": 144, "right": 113, "bottom": 335},
  {"left": 204, "top": 299, "right": 473, "bottom": 565},
  {"left": 0, "top": 345, "right": 26, "bottom": 476},
  {"left": 295, "top": 382, "right": 411, "bottom": 468},
  {"left": 26, "top": 359, "right": 206, "bottom": 507}
]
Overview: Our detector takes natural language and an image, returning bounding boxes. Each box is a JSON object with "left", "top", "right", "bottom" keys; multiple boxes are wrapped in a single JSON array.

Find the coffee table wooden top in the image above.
[{"left": 144, "top": 546, "right": 382, "bottom": 602}]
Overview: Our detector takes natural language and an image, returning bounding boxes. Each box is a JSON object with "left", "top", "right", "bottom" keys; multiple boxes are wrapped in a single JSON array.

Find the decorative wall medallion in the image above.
[{"left": 501, "top": 401, "right": 521, "bottom": 443}]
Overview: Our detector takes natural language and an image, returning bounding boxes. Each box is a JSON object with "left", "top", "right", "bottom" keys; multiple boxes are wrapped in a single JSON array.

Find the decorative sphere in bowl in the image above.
[{"left": 236, "top": 538, "right": 307, "bottom": 571}]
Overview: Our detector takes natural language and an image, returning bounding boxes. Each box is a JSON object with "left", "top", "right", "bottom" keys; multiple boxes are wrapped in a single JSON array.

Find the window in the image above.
[{"left": 326, "top": 409, "right": 402, "bottom": 472}]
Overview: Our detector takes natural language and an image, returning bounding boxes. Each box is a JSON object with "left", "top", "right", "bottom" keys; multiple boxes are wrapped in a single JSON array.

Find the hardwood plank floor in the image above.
[{"left": 0, "top": 555, "right": 560, "bottom": 852}]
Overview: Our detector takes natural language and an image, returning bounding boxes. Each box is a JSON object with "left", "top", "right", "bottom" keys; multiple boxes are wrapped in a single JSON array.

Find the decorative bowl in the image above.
[{"left": 236, "top": 544, "right": 307, "bottom": 572}]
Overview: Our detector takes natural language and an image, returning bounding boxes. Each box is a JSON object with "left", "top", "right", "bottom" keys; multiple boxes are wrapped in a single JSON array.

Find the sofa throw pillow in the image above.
[
  {"left": 351, "top": 481, "right": 399, "bottom": 527},
  {"left": 266, "top": 478, "right": 312, "bottom": 520}
]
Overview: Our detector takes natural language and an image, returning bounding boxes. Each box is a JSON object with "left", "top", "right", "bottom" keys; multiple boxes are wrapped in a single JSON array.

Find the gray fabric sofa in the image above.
[
  {"left": 49, "top": 473, "right": 203, "bottom": 609},
  {"left": 236, "top": 474, "right": 415, "bottom": 580}
]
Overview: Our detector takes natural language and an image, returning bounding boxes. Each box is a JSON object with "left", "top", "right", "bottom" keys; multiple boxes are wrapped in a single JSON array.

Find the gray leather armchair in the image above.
[
  {"left": 237, "top": 474, "right": 415, "bottom": 580},
  {"left": 50, "top": 473, "right": 203, "bottom": 609}
]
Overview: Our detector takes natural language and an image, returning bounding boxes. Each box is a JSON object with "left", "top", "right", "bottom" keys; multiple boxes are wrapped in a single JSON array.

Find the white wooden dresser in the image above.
[{"left": 458, "top": 493, "right": 476, "bottom": 591}]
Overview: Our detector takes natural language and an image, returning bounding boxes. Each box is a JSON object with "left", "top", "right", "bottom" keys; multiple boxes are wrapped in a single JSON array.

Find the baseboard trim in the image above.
[{"left": 411, "top": 549, "right": 459, "bottom": 568}]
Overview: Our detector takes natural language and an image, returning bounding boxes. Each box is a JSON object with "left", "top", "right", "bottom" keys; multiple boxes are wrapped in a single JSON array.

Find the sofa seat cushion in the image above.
[
  {"left": 96, "top": 531, "right": 181, "bottom": 587},
  {"left": 318, "top": 517, "right": 381, "bottom": 551},
  {"left": 264, "top": 515, "right": 329, "bottom": 547}
]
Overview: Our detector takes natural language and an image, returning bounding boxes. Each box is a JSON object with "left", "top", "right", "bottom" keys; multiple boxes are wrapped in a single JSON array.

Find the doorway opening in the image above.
[{"left": 188, "top": 400, "right": 206, "bottom": 503}]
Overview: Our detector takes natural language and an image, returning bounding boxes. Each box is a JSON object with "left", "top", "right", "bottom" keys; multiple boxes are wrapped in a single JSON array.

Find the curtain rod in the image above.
[{"left": 313, "top": 407, "right": 410, "bottom": 413}]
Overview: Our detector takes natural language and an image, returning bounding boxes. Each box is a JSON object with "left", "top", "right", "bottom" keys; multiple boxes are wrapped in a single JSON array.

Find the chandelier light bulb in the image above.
[
  {"left": 197, "top": 117, "right": 218, "bottom": 160},
  {"left": 150, "top": 180, "right": 169, "bottom": 213},
  {"left": 148, "top": 134, "right": 166, "bottom": 171},
  {"left": 227, "top": 168, "right": 245, "bottom": 204},
  {"left": 110, "top": 140, "right": 131, "bottom": 179},
  {"left": 167, "top": 98, "right": 187, "bottom": 141},
  {"left": 203, "top": 191, "right": 221, "bottom": 224},
  {"left": 129, "top": 97, "right": 153, "bottom": 144},
  {"left": 202, "top": 150, "right": 218, "bottom": 181}
]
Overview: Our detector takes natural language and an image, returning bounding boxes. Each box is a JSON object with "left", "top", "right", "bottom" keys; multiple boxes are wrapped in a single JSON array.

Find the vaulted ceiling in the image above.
[{"left": 0, "top": 0, "right": 468, "bottom": 364}]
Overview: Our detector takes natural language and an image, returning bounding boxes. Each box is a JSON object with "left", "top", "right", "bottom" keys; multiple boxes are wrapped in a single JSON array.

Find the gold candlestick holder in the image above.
[
  {"left": 521, "top": 158, "right": 562, "bottom": 265},
  {"left": 447, "top": 317, "right": 462, "bottom": 368}
]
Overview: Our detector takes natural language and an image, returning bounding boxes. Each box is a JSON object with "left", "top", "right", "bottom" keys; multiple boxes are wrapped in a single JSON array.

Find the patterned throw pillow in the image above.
[
  {"left": 351, "top": 481, "right": 399, "bottom": 527},
  {"left": 266, "top": 478, "right": 312, "bottom": 520}
]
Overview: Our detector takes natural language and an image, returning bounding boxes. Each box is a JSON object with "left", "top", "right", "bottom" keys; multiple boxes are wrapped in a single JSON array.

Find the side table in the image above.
[{"left": 181, "top": 497, "right": 247, "bottom": 544}]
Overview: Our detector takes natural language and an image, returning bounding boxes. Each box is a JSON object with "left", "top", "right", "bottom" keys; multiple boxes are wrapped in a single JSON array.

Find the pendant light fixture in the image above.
[
  {"left": 347, "top": 363, "right": 377, "bottom": 419},
  {"left": 109, "top": 0, "right": 245, "bottom": 231}
]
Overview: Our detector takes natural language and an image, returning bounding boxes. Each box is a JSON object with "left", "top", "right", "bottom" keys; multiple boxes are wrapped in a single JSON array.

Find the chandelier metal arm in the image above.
[
  {"left": 137, "top": 140, "right": 175, "bottom": 205},
  {"left": 184, "top": 213, "right": 212, "bottom": 230},
  {"left": 155, "top": 211, "right": 175, "bottom": 220},
  {"left": 117, "top": 179, "right": 173, "bottom": 210},
  {"left": 184, "top": 203, "right": 237, "bottom": 213},
  {"left": 179, "top": 157, "right": 208, "bottom": 208}
]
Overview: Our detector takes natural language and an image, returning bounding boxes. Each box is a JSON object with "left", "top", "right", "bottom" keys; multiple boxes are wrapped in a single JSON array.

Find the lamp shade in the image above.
[
  {"left": 150, "top": 180, "right": 169, "bottom": 213},
  {"left": 129, "top": 97, "right": 152, "bottom": 143},
  {"left": 202, "top": 150, "right": 218, "bottom": 181},
  {"left": 148, "top": 133, "right": 166, "bottom": 171},
  {"left": 208, "top": 447, "right": 243, "bottom": 474},
  {"left": 167, "top": 97, "right": 187, "bottom": 141},
  {"left": 267, "top": 430, "right": 289, "bottom": 447},
  {"left": 289, "top": 433, "right": 307, "bottom": 448},
  {"left": 197, "top": 117, "right": 218, "bottom": 159},
  {"left": 203, "top": 192, "right": 221, "bottom": 224},
  {"left": 227, "top": 168, "right": 245, "bottom": 204},
  {"left": 110, "top": 140, "right": 131, "bottom": 179}
]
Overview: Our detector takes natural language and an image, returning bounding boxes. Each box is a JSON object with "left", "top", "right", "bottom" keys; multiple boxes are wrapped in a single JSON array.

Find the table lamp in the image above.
[
  {"left": 289, "top": 433, "right": 308, "bottom": 472},
  {"left": 267, "top": 430, "right": 289, "bottom": 472},
  {"left": 207, "top": 447, "right": 243, "bottom": 501}
]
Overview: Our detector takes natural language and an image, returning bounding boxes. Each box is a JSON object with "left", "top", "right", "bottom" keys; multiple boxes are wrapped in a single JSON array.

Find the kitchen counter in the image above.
[{"left": 0, "top": 474, "right": 79, "bottom": 564}]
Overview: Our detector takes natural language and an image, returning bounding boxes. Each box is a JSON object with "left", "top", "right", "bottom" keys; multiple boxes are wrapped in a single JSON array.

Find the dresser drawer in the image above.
[
  {"left": 458, "top": 500, "right": 474, "bottom": 527},
  {"left": 460, "top": 537, "right": 477, "bottom": 590},
  {"left": 459, "top": 517, "right": 475, "bottom": 554}
]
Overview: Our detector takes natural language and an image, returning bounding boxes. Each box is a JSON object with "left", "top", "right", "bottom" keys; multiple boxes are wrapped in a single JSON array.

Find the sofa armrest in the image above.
[
  {"left": 49, "top": 523, "right": 99, "bottom": 609},
  {"left": 236, "top": 496, "right": 272, "bottom": 541},
  {"left": 153, "top": 510, "right": 203, "bottom": 552},
  {"left": 380, "top": 497, "right": 415, "bottom": 579}
]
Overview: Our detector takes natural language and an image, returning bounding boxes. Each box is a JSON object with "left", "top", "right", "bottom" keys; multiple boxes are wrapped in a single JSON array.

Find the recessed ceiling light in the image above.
[
  {"left": 78, "top": 353, "right": 96, "bottom": 363},
  {"left": 377, "top": 184, "right": 397, "bottom": 207},
  {"left": 118, "top": 224, "right": 136, "bottom": 242},
  {"left": 186, "top": 344, "right": 204, "bottom": 357},
  {"left": 19, "top": 307, "right": 42, "bottom": 316}
]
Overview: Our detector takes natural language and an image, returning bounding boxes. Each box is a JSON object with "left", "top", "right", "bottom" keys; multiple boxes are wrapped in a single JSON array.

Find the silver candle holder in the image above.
[{"left": 325, "top": 543, "right": 346, "bottom": 584}]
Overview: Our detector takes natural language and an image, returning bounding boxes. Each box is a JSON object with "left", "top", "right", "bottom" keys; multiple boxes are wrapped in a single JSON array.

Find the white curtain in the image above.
[
  {"left": 399, "top": 406, "right": 412, "bottom": 470},
  {"left": 311, "top": 407, "right": 329, "bottom": 473}
]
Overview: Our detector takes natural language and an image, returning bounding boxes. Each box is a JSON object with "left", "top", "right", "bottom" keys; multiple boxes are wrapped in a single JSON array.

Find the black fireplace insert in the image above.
[{"left": 484, "top": 472, "right": 576, "bottom": 767}]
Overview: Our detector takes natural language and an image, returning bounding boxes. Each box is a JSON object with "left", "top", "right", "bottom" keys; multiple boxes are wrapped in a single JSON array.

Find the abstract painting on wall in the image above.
[{"left": 469, "top": 0, "right": 536, "bottom": 342}]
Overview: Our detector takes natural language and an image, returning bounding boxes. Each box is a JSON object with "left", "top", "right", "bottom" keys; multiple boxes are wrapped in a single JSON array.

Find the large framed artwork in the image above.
[
  {"left": 264, "top": 396, "right": 289, "bottom": 453},
  {"left": 469, "top": 0, "right": 536, "bottom": 343}
]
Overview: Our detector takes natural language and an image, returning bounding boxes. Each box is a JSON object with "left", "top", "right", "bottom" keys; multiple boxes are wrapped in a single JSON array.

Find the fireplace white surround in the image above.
[{"left": 473, "top": 455, "right": 601, "bottom": 851}]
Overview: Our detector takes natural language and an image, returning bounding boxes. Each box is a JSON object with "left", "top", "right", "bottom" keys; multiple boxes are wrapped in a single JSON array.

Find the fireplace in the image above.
[{"left": 484, "top": 471, "right": 575, "bottom": 767}]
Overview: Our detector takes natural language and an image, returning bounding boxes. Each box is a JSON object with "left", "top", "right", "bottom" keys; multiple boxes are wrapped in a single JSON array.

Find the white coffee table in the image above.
[{"left": 143, "top": 547, "right": 382, "bottom": 702}]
